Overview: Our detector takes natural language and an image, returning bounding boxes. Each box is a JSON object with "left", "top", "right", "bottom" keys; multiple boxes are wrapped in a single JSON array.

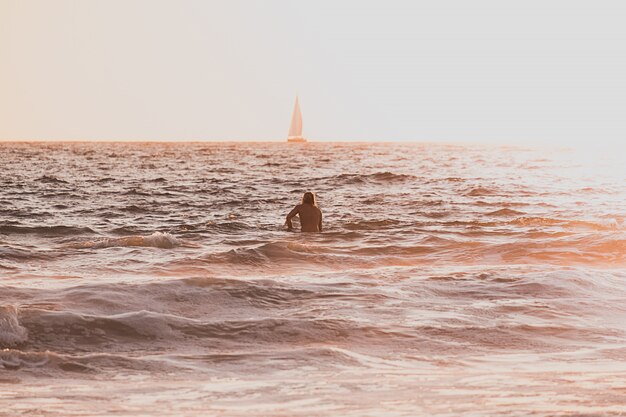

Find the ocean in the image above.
[{"left": 1, "top": 141, "right": 625, "bottom": 416}]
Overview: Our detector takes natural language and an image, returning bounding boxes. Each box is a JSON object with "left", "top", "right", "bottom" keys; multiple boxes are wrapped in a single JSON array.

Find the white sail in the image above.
[{"left": 287, "top": 96, "right": 305, "bottom": 141}]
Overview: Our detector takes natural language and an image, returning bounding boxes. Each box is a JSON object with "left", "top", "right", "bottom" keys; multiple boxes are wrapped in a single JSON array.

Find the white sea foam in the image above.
[
  {"left": 75, "top": 232, "right": 181, "bottom": 249},
  {"left": 0, "top": 350, "right": 49, "bottom": 370},
  {"left": 0, "top": 305, "right": 28, "bottom": 347},
  {"left": 141, "top": 232, "right": 181, "bottom": 249}
]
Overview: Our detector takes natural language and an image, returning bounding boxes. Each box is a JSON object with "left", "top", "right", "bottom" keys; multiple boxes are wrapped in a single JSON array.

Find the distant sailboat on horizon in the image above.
[{"left": 287, "top": 96, "right": 307, "bottom": 143}]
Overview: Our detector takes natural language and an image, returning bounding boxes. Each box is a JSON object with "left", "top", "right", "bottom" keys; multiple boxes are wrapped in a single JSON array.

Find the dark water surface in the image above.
[{"left": 1, "top": 142, "right": 625, "bottom": 416}]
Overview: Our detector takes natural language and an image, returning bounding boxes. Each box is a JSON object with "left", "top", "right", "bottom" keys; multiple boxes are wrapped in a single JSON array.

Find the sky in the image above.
[{"left": 1, "top": 0, "right": 625, "bottom": 145}]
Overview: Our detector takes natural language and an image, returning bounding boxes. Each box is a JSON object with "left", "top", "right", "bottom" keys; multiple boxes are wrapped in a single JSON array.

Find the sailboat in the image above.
[{"left": 287, "top": 96, "right": 307, "bottom": 143}]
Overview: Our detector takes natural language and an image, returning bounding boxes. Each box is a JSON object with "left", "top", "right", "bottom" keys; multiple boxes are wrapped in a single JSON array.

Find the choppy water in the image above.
[{"left": 1, "top": 141, "right": 625, "bottom": 416}]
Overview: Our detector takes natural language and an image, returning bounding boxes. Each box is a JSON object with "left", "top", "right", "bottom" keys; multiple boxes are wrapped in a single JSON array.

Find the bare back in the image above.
[{"left": 286, "top": 204, "right": 322, "bottom": 232}]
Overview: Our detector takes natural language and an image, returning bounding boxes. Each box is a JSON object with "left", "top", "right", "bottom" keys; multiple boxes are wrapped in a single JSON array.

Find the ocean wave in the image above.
[
  {"left": 0, "top": 350, "right": 49, "bottom": 370},
  {"left": 178, "top": 317, "right": 412, "bottom": 344},
  {"left": 421, "top": 211, "right": 451, "bottom": 219},
  {"left": 19, "top": 307, "right": 405, "bottom": 347},
  {"left": 109, "top": 225, "right": 151, "bottom": 235},
  {"left": 0, "top": 224, "right": 96, "bottom": 236},
  {"left": 510, "top": 217, "right": 625, "bottom": 231},
  {"left": 206, "top": 244, "right": 303, "bottom": 267},
  {"left": 486, "top": 208, "right": 526, "bottom": 216},
  {"left": 180, "top": 276, "right": 317, "bottom": 306},
  {"left": 120, "top": 204, "right": 152, "bottom": 214},
  {"left": 199, "top": 240, "right": 370, "bottom": 269},
  {"left": 343, "top": 219, "right": 404, "bottom": 230},
  {"left": 87, "top": 176, "right": 115, "bottom": 183},
  {"left": 122, "top": 188, "right": 151, "bottom": 196},
  {"left": 4, "top": 264, "right": 624, "bottom": 368},
  {"left": 0, "top": 246, "right": 53, "bottom": 261},
  {"left": 36, "top": 175, "right": 68, "bottom": 184},
  {"left": 0, "top": 349, "right": 174, "bottom": 373},
  {"left": 187, "top": 230, "right": 626, "bottom": 270},
  {"left": 14, "top": 303, "right": 614, "bottom": 355},
  {"left": 70, "top": 232, "right": 181, "bottom": 249},
  {"left": 205, "top": 220, "right": 255, "bottom": 234},
  {"left": 351, "top": 244, "right": 436, "bottom": 256},
  {"left": 413, "top": 322, "right": 611, "bottom": 350},
  {"left": 166, "top": 346, "right": 367, "bottom": 369},
  {"left": 367, "top": 171, "right": 416, "bottom": 182},
  {"left": 0, "top": 306, "right": 28, "bottom": 347},
  {"left": 332, "top": 172, "right": 416, "bottom": 185},
  {"left": 21, "top": 309, "right": 180, "bottom": 344},
  {"left": 177, "top": 276, "right": 390, "bottom": 308},
  {"left": 466, "top": 187, "right": 499, "bottom": 196}
]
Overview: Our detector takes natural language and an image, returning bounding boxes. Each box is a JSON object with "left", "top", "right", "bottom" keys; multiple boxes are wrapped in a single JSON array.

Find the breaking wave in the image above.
[
  {"left": 0, "top": 306, "right": 28, "bottom": 347},
  {"left": 70, "top": 232, "right": 182, "bottom": 249}
]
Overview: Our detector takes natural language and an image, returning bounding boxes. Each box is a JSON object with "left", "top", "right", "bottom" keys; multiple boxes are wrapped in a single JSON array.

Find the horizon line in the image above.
[
  {"left": 0, "top": 137, "right": 572, "bottom": 145},
  {"left": 0, "top": 138, "right": 537, "bottom": 145},
  {"left": 0, "top": 139, "right": 590, "bottom": 152}
]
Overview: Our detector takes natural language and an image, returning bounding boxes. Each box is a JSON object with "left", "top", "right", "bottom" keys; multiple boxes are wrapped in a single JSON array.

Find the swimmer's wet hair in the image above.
[{"left": 302, "top": 192, "right": 316, "bottom": 206}]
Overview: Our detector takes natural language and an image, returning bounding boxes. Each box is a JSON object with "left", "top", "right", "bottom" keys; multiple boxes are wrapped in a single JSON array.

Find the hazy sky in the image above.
[{"left": 1, "top": 0, "right": 625, "bottom": 144}]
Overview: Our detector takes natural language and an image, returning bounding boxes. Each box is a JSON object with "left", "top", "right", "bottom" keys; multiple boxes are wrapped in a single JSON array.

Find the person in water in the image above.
[{"left": 286, "top": 192, "right": 322, "bottom": 232}]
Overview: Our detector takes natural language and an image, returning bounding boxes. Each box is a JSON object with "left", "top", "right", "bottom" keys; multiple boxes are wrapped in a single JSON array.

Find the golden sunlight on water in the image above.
[{"left": 0, "top": 142, "right": 625, "bottom": 416}]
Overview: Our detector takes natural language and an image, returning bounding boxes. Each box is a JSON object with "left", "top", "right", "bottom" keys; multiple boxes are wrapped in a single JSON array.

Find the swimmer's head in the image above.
[{"left": 302, "top": 192, "right": 316, "bottom": 206}]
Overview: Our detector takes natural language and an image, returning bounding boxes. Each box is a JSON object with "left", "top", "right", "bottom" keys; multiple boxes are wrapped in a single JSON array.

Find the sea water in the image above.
[{"left": 1, "top": 142, "right": 625, "bottom": 416}]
